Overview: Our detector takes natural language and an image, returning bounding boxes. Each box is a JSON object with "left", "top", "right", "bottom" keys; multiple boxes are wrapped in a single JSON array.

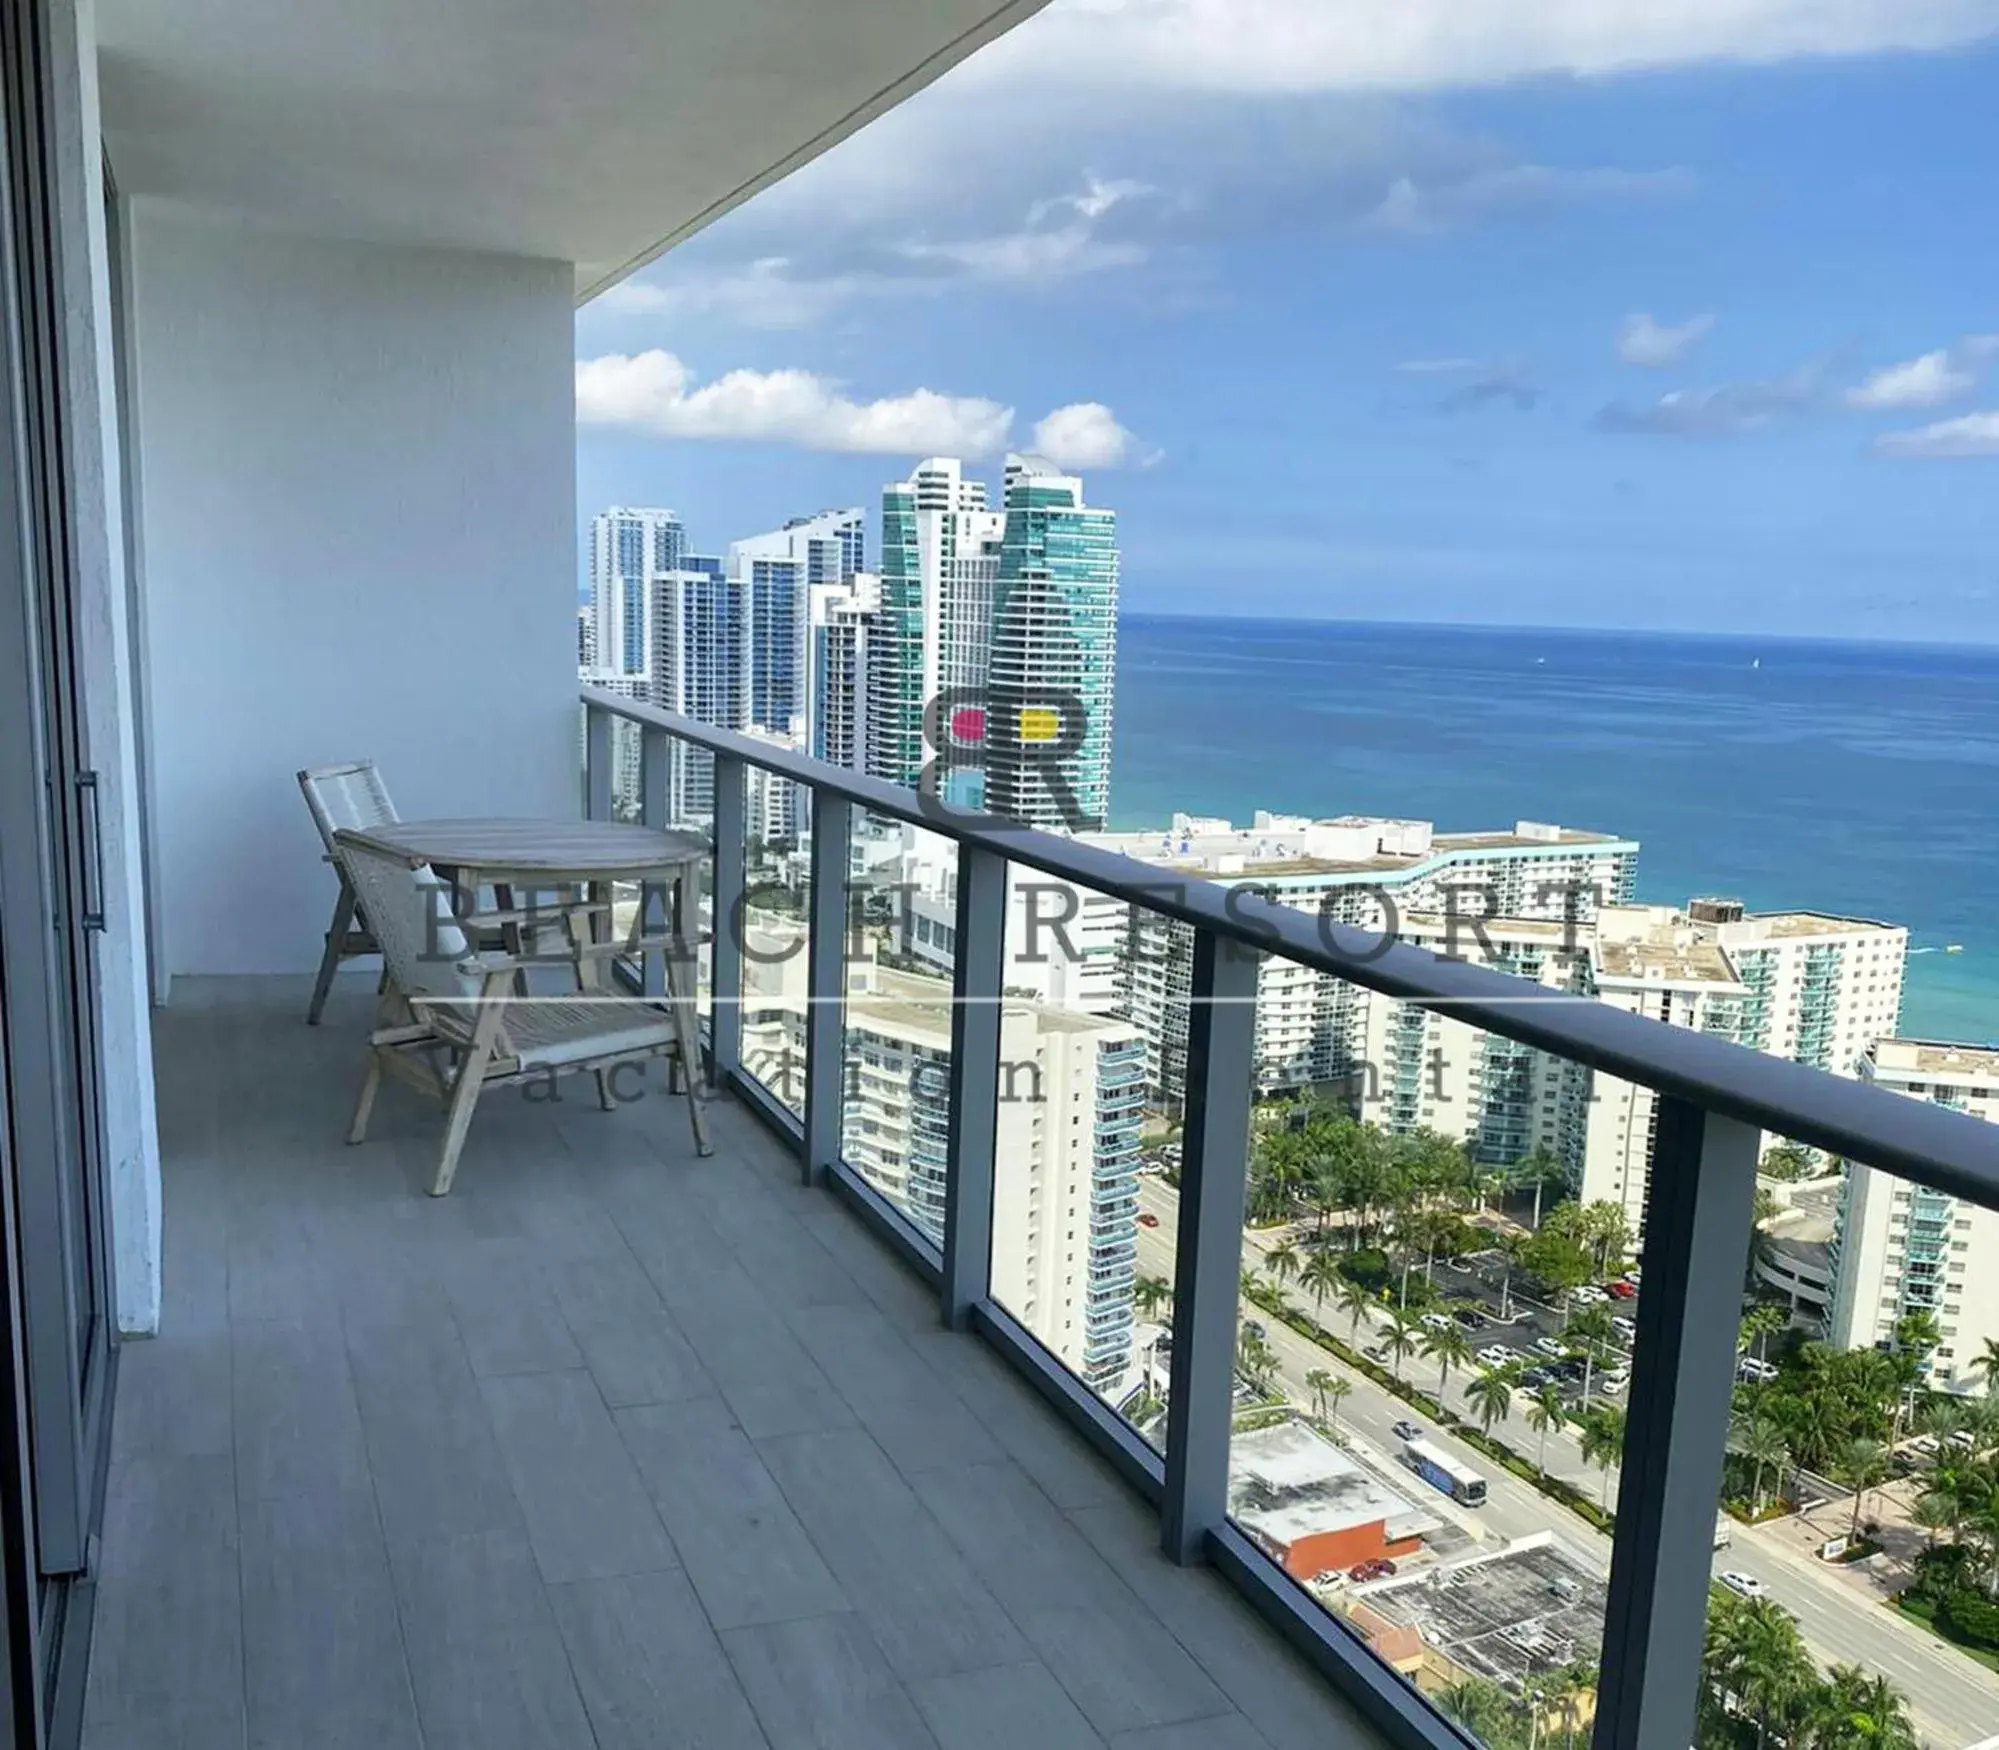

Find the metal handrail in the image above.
[{"left": 582, "top": 687, "right": 1999, "bottom": 1201}]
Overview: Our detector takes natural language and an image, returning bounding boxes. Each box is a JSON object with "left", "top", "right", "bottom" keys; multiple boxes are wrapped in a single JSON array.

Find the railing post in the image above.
[
  {"left": 1161, "top": 929, "right": 1261, "bottom": 1565},
  {"left": 709, "top": 754, "right": 746, "bottom": 1083},
  {"left": 1594, "top": 1096, "right": 1758, "bottom": 1750},
  {"left": 942, "top": 846, "right": 1007, "bottom": 1328},
  {"left": 638, "top": 726, "right": 671, "bottom": 997},
  {"left": 801, "top": 788, "right": 851, "bottom": 1186},
  {"left": 584, "top": 702, "right": 613, "bottom": 823}
]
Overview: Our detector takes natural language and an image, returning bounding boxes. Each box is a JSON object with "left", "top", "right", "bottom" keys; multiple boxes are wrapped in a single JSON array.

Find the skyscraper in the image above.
[
  {"left": 589, "top": 507, "right": 684, "bottom": 677},
  {"left": 645, "top": 555, "right": 738, "bottom": 819},
  {"left": 985, "top": 455, "right": 1119, "bottom": 832},
  {"left": 809, "top": 573, "right": 879, "bottom": 772},
  {"left": 866, "top": 459, "right": 1003, "bottom": 796}
]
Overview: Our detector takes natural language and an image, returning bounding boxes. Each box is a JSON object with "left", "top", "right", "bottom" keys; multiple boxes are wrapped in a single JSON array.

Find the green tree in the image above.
[
  {"left": 1738, "top": 1303, "right": 1786, "bottom": 1368},
  {"left": 1468, "top": 1365, "right": 1517, "bottom": 1435},
  {"left": 1298, "top": 1246, "right": 1342, "bottom": 1323},
  {"left": 1837, "top": 1436, "right": 1891, "bottom": 1544},
  {"left": 1264, "top": 1241, "right": 1301, "bottom": 1295},
  {"left": 1970, "top": 1336, "right": 1999, "bottom": 1396},
  {"left": 1236, "top": 1325, "right": 1277, "bottom": 1392},
  {"left": 1732, "top": 1417, "right": 1791, "bottom": 1518},
  {"left": 1579, "top": 1406, "right": 1626, "bottom": 1510},
  {"left": 1334, "top": 1274, "right": 1376, "bottom": 1342},
  {"left": 1421, "top": 1321, "right": 1474, "bottom": 1400},
  {"left": 1564, "top": 1304, "right": 1617, "bottom": 1408},
  {"left": 1526, "top": 1384, "right": 1568, "bottom": 1475},
  {"left": 1759, "top": 1141, "right": 1815, "bottom": 1181},
  {"left": 1133, "top": 1273, "right": 1172, "bottom": 1321},
  {"left": 1380, "top": 1306, "right": 1422, "bottom": 1384}
]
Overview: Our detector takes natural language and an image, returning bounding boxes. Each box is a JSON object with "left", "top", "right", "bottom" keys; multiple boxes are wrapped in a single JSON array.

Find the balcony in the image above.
[{"left": 87, "top": 977, "right": 1373, "bottom": 1750}]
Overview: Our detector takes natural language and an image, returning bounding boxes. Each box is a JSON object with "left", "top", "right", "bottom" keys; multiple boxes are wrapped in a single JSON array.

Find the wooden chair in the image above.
[
  {"left": 335, "top": 834, "right": 711, "bottom": 1195},
  {"left": 298, "top": 760, "right": 399, "bottom": 1024}
]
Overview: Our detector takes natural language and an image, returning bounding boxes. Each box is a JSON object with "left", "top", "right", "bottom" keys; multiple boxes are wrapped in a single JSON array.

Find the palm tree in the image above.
[
  {"left": 1913, "top": 1488, "right": 1956, "bottom": 1551},
  {"left": 1307, "top": 1370, "right": 1352, "bottom": 1435},
  {"left": 1493, "top": 1232, "right": 1525, "bottom": 1321},
  {"left": 1298, "top": 1247, "right": 1342, "bottom": 1324},
  {"left": 1305, "top": 1367, "right": 1334, "bottom": 1421},
  {"left": 1468, "top": 1366, "right": 1516, "bottom": 1436},
  {"left": 1578, "top": 1406, "right": 1625, "bottom": 1509},
  {"left": 1738, "top": 1303, "right": 1786, "bottom": 1368},
  {"left": 1380, "top": 1306, "right": 1421, "bottom": 1384},
  {"left": 1133, "top": 1272, "right": 1172, "bottom": 1321},
  {"left": 1564, "top": 1304, "right": 1616, "bottom": 1408},
  {"left": 1526, "top": 1385, "right": 1568, "bottom": 1476},
  {"left": 1421, "top": 1321, "right": 1473, "bottom": 1400},
  {"left": 1813, "top": 1666, "right": 1920, "bottom": 1749},
  {"left": 1264, "top": 1241, "right": 1301, "bottom": 1297},
  {"left": 1734, "top": 1418, "right": 1791, "bottom": 1518},
  {"left": 1837, "top": 1436, "right": 1891, "bottom": 1544},
  {"left": 1970, "top": 1336, "right": 1999, "bottom": 1396},
  {"left": 1334, "top": 1275, "right": 1375, "bottom": 1343},
  {"left": 1236, "top": 1325, "right": 1277, "bottom": 1392}
]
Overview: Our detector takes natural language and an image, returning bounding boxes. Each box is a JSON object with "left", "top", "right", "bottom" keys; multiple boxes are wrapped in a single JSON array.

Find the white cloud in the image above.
[
  {"left": 897, "top": 225, "right": 1149, "bottom": 283},
  {"left": 1361, "top": 163, "right": 1690, "bottom": 235},
  {"left": 1596, "top": 360, "right": 1824, "bottom": 437},
  {"left": 1846, "top": 348, "right": 1978, "bottom": 410},
  {"left": 1031, "top": 402, "right": 1156, "bottom": 469},
  {"left": 576, "top": 352, "right": 1152, "bottom": 466},
  {"left": 1874, "top": 410, "right": 1999, "bottom": 457},
  {"left": 967, "top": 0, "right": 1999, "bottom": 95},
  {"left": 576, "top": 351, "right": 1014, "bottom": 457},
  {"left": 1027, "top": 175, "right": 1156, "bottom": 226},
  {"left": 1617, "top": 312, "right": 1716, "bottom": 368}
]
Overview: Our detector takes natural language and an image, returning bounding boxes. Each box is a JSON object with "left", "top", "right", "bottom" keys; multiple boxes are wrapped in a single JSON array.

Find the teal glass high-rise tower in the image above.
[{"left": 985, "top": 456, "right": 1119, "bottom": 832}]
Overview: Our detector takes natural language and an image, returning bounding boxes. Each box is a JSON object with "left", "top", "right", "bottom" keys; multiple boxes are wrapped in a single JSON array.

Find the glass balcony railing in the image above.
[{"left": 583, "top": 689, "right": 1999, "bottom": 1750}]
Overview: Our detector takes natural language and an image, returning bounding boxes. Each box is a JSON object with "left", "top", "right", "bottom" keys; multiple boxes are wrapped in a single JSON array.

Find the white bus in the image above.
[{"left": 1403, "top": 1437, "right": 1488, "bottom": 1507}]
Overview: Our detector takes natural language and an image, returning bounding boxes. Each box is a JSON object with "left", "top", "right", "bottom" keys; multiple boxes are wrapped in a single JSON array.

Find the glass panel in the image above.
[
  {"left": 1214, "top": 950, "right": 1628, "bottom": 1749},
  {"left": 838, "top": 811, "right": 959, "bottom": 1242},
  {"left": 1696, "top": 1155, "right": 1990, "bottom": 1750},
  {"left": 985, "top": 872, "right": 1163, "bottom": 1441},
  {"left": 736, "top": 782, "right": 810, "bottom": 1116}
]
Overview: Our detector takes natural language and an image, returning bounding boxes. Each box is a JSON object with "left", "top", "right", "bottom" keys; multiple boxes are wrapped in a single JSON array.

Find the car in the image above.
[
  {"left": 1607, "top": 1280, "right": 1637, "bottom": 1300},
  {"left": 1569, "top": 1285, "right": 1609, "bottom": 1305},
  {"left": 1365, "top": 1343, "right": 1389, "bottom": 1362},
  {"left": 1909, "top": 1434, "right": 1941, "bottom": 1458},
  {"left": 1534, "top": 1336, "right": 1567, "bottom": 1359},
  {"left": 1243, "top": 1319, "right": 1266, "bottom": 1341},
  {"left": 1137, "top": 1212, "right": 1159, "bottom": 1228},
  {"left": 1599, "top": 1374, "right": 1625, "bottom": 1395},
  {"left": 1611, "top": 1315, "right": 1636, "bottom": 1340},
  {"left": 1737, "top": 1357, "right": 1779, "bottom": 1384},
  {"left": 1477, "top": 1345, "right": 1513, "bottom": 1368},
  {"left": 1452, "top": 1307, "right": 1486, "bottom": 1329},
  {"left": 1392, "top": 1419, "right": 1423, "bottom": 1442},
  {"left": 1718, "top": 1571, "right": 1764, "bottom": 1600},
  {"left": 1420, "top": 1313, "right": 1453, "bottom": 1332},
  {"left": 1519, "top": 1367, "right": 1552, "bottom": 1389},
  {"left": 1349, "top": 1559, "right": 1396, "bottom": 1582},
  {"left": 1625, "top": 1266, "right": 1642, "bottom": 1285}
]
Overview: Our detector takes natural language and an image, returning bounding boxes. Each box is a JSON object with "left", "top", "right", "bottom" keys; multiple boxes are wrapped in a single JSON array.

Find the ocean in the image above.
[{"left": 1110, "top": 616, "right": 1999, "bottom": 1044}]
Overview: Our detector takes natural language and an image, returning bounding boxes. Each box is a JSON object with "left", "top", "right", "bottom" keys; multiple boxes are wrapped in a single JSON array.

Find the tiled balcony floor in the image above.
[{"left": 84, "top": 975, "right": 1380, "bottom": 1750}]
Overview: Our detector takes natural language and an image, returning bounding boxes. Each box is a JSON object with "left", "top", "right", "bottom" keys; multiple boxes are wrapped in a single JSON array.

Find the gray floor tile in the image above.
[
  {"left": 758, "top": 1430, "right": 1029, "bottom": 1682},
  {"left": 439, "top": 1239, "right": 583, "bottom": 1376},
  {"left": 84, "top": 1455, "right": 242, "bottom": 1731},
  {"left": 666, "top": 1262, "right": 859, "bottom": 1440},
  {"left": 232, "top": 1317, "right": 371, "bottom": 1502},
  {"left": 479, "top": 1368, "right": 678, "bottom": 1584},
  {"left": 547, "top": 1249, "right": 715, "bottom": 1408},
  {"left": 904, "top": 1329, "right": 1130, "bottom": 1512},
  {"left": 911, "top": 1462, "right": 1229, "bottom": 1736},
  {"left": 239, "top": 1486, "right": 422, "bottom": 1750},
  {"left": 1067, "top": 1498, "right": 1374, "bottom": 1750},
  {"left": 346, "top": 1316, "right": 525, "bottom": 1552},
  {"left": 909, "top": 1660, "right": 1107, "bottom": 1750},
  {"left": 83, "top": 1710, "right": 247, "bottom": 1750},
  {"left": 789, "top": 1303, "right": 1001, "bottom": 1476},
  {"left": 617, "top": 1403, "right": 849, "bottom": 1630},
  {"left": 1107, "top": 1717, "right": 1275, "bottom": 1750},
  {"left": 391, "top": 1529, "right": 596, "bottom": 1750},
  {"left": 110, "top": 1325, "right": 232, "bottom": 1464},
  {"left": 722, "top": 1612, "right": 938, "bottom": 1750},
  {"left": 549, "top": 1568, "right": 772, "bottom": 1750}
]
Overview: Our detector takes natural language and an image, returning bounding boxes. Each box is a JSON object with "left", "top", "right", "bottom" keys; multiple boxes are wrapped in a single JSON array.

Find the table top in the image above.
[{"left": 335, "top": 817, "right": 710, "bottom": 880}]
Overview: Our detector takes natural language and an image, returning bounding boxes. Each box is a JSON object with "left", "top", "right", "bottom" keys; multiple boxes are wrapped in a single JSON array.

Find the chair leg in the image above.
[
  {"left": 592, "top": 1068, "right": 616, "bottom": 1112},
  {"left": 430, "top": 1002, "right": 508, "bottom": 1197},
  {"left": 308, "top": 881, "right": 357, "bottom": 1024},
  {"left": 347, "top": 1049, "right": 384, "bottom": 1144}
]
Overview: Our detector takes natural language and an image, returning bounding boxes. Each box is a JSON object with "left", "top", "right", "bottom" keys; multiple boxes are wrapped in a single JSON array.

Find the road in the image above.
[{"left": 1134, "top": 1178, "right": 1999, "bottom": 1749}]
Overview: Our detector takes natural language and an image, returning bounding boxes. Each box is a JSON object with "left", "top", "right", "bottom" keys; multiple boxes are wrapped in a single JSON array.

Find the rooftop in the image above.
[
  {"left": 86, "top": 976, "right": 1376, "bottom": 1750},
  {"left": 1725, "top": 911, "right": 1904, "bottom": 941},
  {"left": 1870, "top": 1037, "right": 1999, "bottom": 1083},
  {"left": 1594, "top": 939, "right": 1743, "bottom": 987},
  {"left": 1355, "top": 1535, "right": 1606, "bottom": 1694},
  {"left": 1228, "top": 1420, "right": 1441, "bottom": 1549}
]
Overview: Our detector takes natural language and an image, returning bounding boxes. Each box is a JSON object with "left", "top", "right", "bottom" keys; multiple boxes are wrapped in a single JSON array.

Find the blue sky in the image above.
[{"left": 575, "top": 0, "right": 1999, "bottom": 643}]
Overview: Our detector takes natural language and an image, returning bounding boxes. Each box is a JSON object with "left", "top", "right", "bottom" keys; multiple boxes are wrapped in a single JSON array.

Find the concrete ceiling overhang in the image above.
[{"left": 96, "top": 0, "right": 1048, "bottom": 301}]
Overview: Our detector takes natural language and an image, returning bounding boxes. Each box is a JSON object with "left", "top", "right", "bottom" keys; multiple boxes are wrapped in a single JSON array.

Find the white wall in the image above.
[{"left": 127, "top": 210, "right": 576, "bottom": 975}]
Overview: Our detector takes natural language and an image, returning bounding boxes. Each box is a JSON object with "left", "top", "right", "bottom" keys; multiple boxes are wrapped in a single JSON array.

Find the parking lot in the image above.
[{"left": 1365, "top": 1248, "right": 1643, "bottom": 1416}]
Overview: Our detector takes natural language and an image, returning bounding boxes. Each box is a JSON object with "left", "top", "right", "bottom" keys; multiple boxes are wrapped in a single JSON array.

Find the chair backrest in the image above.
[
  {"left": 298, "top": 761, "right": 398, "bottom": 852},
  {"left": 332, "top": 837, "right": 484, "bottom": 1008}
]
